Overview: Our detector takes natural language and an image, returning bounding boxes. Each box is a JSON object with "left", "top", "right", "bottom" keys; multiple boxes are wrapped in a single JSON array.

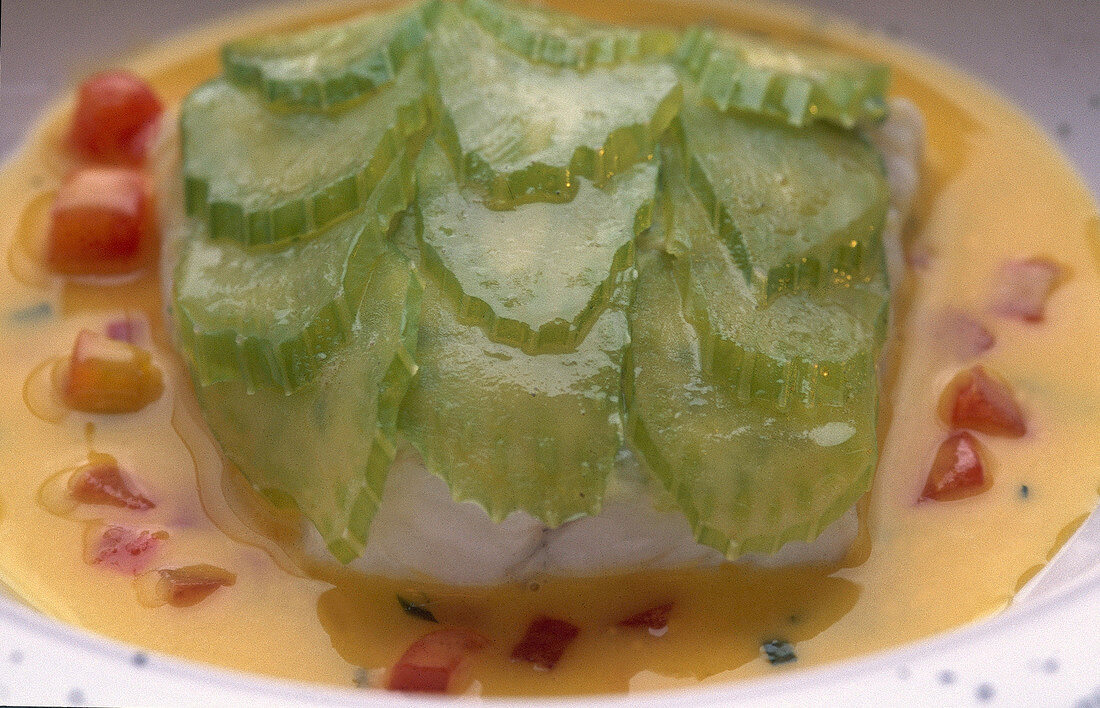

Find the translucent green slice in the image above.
[
  {"left": 675, "top": 26, "right": 888, "bottom": 128},
  {"left": 195, "top": 244, "right": 422, "bottom": 563},
  {"left": 460, "top": 0, "right": 677, "bottom": 69},
  {"left": 181, "top": 58, "right": 429, "bottom": 247},
  {"left": 428, "top": 4, "right": 680, "bottom": 208},
  {"left": 661, "top": 140, "right": 886, "bottom": 407},
  {"left": 626, "top": 251, "right": 879, "bottom": 557},
  {"left": 415, "top": 140, "right": 656, "bottom": 353},
  {"left": 677, "top": 92, "right": 889, "bottom": 297},
  {"left": 173, "top": 150, "right": 415, "bottom": 393},
  {"left": 222, "top": 0, "right": 441, "bottom": 111},
  {"left": 398, "top": 276, "right": 629, "bottom": 526}
]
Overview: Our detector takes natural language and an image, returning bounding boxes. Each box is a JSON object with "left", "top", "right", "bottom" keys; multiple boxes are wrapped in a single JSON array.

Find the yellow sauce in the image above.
[{"left": 0, "top": 0, "right": 1098, "bottom": 697}]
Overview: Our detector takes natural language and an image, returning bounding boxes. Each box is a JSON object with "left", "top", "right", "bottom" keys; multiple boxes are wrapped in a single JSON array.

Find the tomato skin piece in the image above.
[
  {"left": 510, "top": 616, "right": 580, "bottom": 670},
  {"left": 105, "top": 314, "right": 145, "bottom": 343},
  {"left": 933, "top": 308, "right": 995, "bottom": 361},
  {"left": 149, "top": 565, "right": 236, "bottom": 608},
  {"left": 990, "top": 257, "right": 1065, "bottom": 323},
  {"left": 85, "top": 525, "right": 166, "bottom": 574},
  {"left": 920, "top": 431, "right": 988, "bottom": 502},
  {"left": 46, "top": 167, "right": 156, "bottom": 276},
  {"left": 387, "top": 628, "right": 490, "bottom": 694},
  {"left": 939, "top": 365, "right": 1026, "bottom": 438},
  {"left": 68, "top": 458, "right": 154, "bottom": 510},
  {"left": 69, "top": 70, "right": 163, "bottom": 165},
  {"left": 61, "top": 329, "right": 164, "bottom": 414},
  {"left": 618, "top": 602, "right": 673, "bottom": 631}
]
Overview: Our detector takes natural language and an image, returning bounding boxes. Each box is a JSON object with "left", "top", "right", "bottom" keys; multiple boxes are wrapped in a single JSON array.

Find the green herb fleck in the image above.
[
  {"left": 397, "top": 592, "right": 438, "bottom": 623},
  {"left": 9, "top": 302, "right": 53, "bottom": 324},
  {"left": 761, "top": 639, "right": 797, "bottom": 665},
  {"left": 1020, "top": 484, "right": 1030, "bottom": 499}
]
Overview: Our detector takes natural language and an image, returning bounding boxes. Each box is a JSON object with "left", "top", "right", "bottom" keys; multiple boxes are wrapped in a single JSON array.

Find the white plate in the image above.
[{"left": 1, "top": 1, "right": 1098, "bottom": 705}]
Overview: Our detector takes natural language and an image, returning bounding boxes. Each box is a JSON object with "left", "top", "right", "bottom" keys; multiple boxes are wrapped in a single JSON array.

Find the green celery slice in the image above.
[
  {"left": 181, "top": 58, "right": 429, "bottom": 247},
  {"left": 677, "top": 91, "right": 889, "bottom": 299},
  {"left": 427, "top": 4, "right": 680, "bottom": 208},
  {"left": 222, "top": 0, "right": 442, "bottom": 111},
  {"left": 626, "top": 250, "right": 881, "bottom": 557},
  {"left": 460, "top": 0, "right": 677, "bottom": 69},
  {"left": 173, "top": 149, "right": 415, "bottom": 393},
  {"left": 195, "top": 244, "right": 422, "bottom": 563},
  {"left": 676, "top": 26, "right": 888, "bottom": 128},
  {"left": 415, "top": 139, "right": 656, "bottom": 353},
  {"left": 398, "top": 276, "right": 630, "bottom": 526}
]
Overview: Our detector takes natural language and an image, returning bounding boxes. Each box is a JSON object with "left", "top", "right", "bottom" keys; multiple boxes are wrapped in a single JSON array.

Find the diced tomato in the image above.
[
  {"left": 86, "top": 525, "right": 166, "bottom": 574},
  {"left": 146, "top": 565, "right": 237, "bottom": 608},
  {"left": 61, "top": 329, "right": 163, "bottom": 414},
  {"left": 510, "top": 616, "right": 580, "bottom": 670},
  {"left": 618, "top": 602, "right": 673, "bottom": 632},
  {"left": 920, "top": 432, "right": 988, "bottom": 502},
  {"left": 939, "top": 365, "right": 1027, "bottom": 437},
  {"left": 46, "top": 166, "right": 156, "bottom": 276},
  {"left": 68, "top": 70, "right": 163, "bottom": 165},
  {"left": 387, "top": 628, "right": 490, "bottom": 694},
  {"left": 990, "top": 257, "right": 1066, "bottom": 323},
  {"left": 68, "top": 458, "right": 153, "bottom": 510},
  {"left": 933, "top": 309, "right": 995, "bottom": 360}
]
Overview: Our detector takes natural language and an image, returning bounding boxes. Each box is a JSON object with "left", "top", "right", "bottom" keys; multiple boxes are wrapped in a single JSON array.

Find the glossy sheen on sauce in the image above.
[{"left": 0, "top": 0, "right": 1098, "bottom": 697}]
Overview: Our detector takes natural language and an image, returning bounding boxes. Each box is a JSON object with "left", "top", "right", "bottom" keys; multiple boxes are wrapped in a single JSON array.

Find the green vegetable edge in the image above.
[
  {"left": 221, "top": 0, "right": 443, "bottom": 112},
  {"left": 460, "top": 0, "right": 678, "bottom": 70},
  {"left": 675, "top": 26, "right": 889, "bottom": 129},
  {"left": 181, "top": 85, "right": 431, "bottom": 249}
]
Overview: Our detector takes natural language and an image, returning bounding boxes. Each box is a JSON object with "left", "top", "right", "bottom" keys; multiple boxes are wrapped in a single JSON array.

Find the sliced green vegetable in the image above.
[
  {"left": 173, "top": 149, "right": 415, "bottom": 392},
  {"left": 676, "top": 92, "right": 889, "bottom": 299},
  {"left": 398, "top": 276, "right": 630, "bottom": 527},
  {"left": 428, "top": 4, "right": 680, "bottom": 208},
  {"left": 460, "top": 0, "right": 677, "bottom": 69},
  {"left": 675, "top": 26, "right": 888, "bottom": 128},
  {"left": 626, "top": 251, "right": 882, "bottom": 557},
  {"left": 222, "top": 0, "right": 442, "bottom": 111},
  {"left": 661, "top": 138, "right": 887, "bottom": 406},
  {"left": 182, "top": 58, "right": 429, "bottom": 247},
  {"left": 194, "top": 244, "right": 422, "bottom": 563},
  {"left": 415, "top": 139, "right": 656, "bottom": 353}
]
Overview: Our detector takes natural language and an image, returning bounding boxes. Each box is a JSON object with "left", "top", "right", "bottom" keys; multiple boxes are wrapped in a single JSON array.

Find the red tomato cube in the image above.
[
  {"left": 920, "top": 432, "right": 988, "bottom": 502},
  {"left": 510, "top": 616, "right": 580, "bottom": 670},
  {"left": 618, "top": 602, "right": 674, "bottom": 632},
  {"left": 939, "top": 365, "right": 1026, "bottom": 437},
  {"left": 388, "top": 628, "right": 490, "bottom": 694},
  {"left": 61, "top": 329, "right": 164, "bottom": 414},
  {"left": 69, "top": 70, "right": 163, "bottom": 165},
  {"left": 46, "top": 167, "right": 156, "bottom": 276}
]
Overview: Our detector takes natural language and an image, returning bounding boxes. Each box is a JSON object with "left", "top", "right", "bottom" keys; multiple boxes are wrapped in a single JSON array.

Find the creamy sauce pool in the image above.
[{"left": 0, "top": 0, "right": 1098, "bottom": 696}]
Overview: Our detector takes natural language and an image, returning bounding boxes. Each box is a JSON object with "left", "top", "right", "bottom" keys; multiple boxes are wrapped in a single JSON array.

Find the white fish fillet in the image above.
[{"left": 158, "top": 98, "right": 925, "bottom": 586}]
